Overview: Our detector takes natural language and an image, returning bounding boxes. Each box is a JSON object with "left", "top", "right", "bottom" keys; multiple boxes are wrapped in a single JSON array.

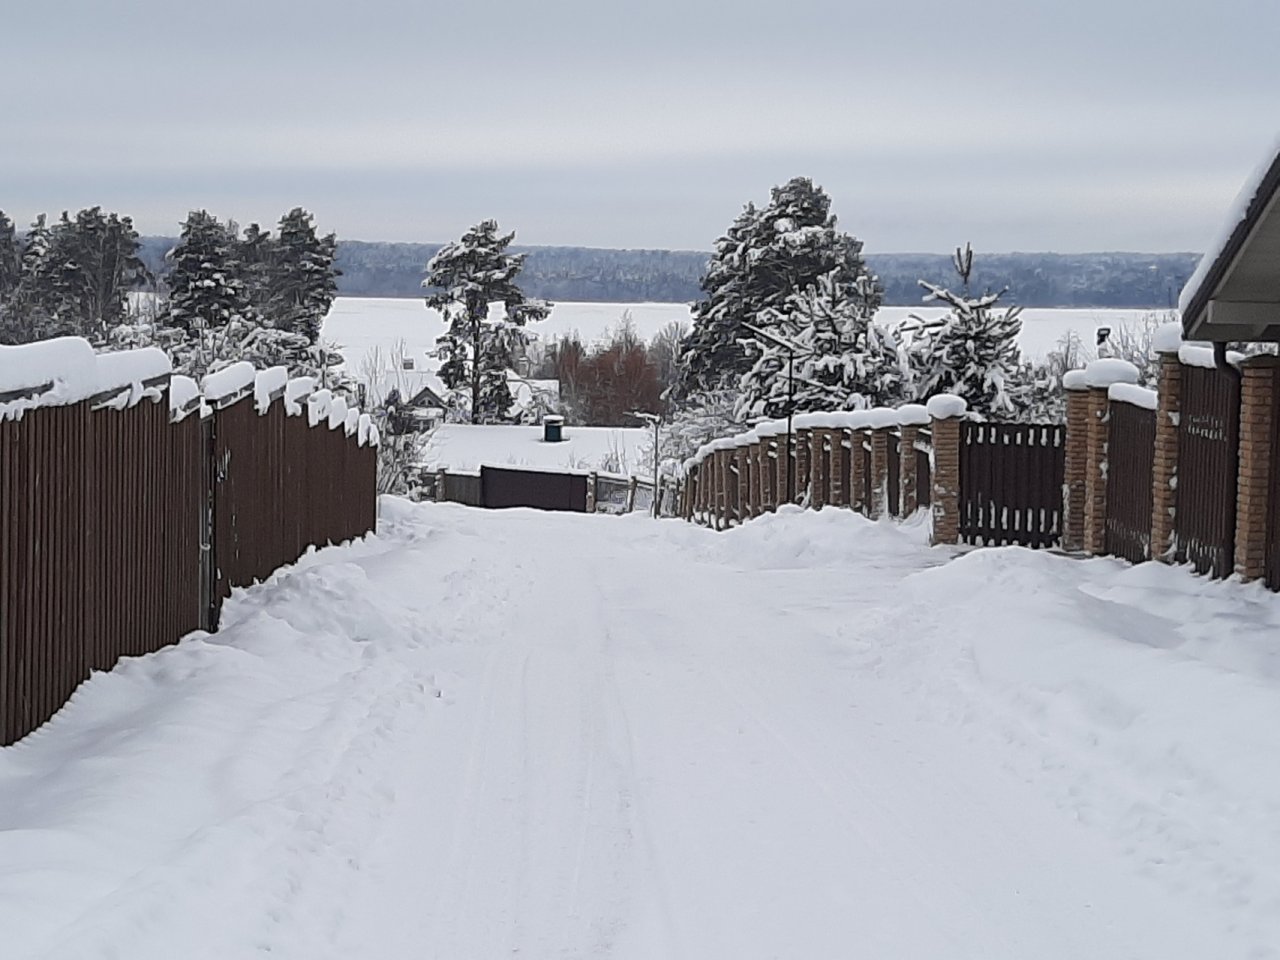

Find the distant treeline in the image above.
[{"left": 135, "top": 237, "right": 1200, "bottom": 309}]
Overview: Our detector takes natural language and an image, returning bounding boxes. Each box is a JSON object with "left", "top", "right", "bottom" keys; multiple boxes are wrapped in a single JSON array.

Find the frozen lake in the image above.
[{"left": 322, "top": 297, "right": 1171, "bottom": 378}]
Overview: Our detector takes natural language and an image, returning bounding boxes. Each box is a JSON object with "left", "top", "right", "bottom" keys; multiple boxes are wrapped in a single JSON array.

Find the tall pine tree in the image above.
[
  {"left": 268, "top": 207, "right": 339, "bottom": 343},
  {"left": 167, "top": 210, "right": 253, "bottom": 334},
  {"left": 674, "top": 177, "right": 881, "bottom": 406},
  {"left": 423, "top": 220, "right": 550, "bottom": 424}
]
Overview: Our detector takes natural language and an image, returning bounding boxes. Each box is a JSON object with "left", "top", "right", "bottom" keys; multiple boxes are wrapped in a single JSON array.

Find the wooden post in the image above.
[
  {"left": 586, "top": 472, "right": 598, "bottom": 513},
  {"left": 625, "top": 475, "right": 638, "bottom": 513},
  {"left": 435, "top": 468, "right": 447, "bottom": 502}
]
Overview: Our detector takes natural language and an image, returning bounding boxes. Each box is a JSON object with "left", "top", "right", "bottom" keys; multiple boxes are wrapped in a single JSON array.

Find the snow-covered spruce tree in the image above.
[
  {"left": 904, "top": 244, "right": 1024, "bottom": 419},
  {"left": 673, "top": 177, "right": 882, "bottom": 407},
  {"left": 0, "top": 211, "right": 21, "bottom": 341},
  {"left": 267, "top": 207, "right": 339, "bottom": 343},
  {"left": 237, "top": 221, "right": 276, "bottom": 320},
  {"left": 423, "top": 220, "right": 550, "bottom": 424},
  {"left": 168, "top": 211, "right": 253, "bottom": 333},
  {"left": 736, "top": 270, "right": 904, "bottom": 420}
]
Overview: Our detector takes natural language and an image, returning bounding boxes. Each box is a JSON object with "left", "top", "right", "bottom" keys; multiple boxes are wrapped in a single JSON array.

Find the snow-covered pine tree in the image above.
[
  {"left": 673, "top": 177, "right": 881, "bottom": 408},
  {"left": 0, "top": 211, "right": 21, "bottom": 342},
  {"left": 62, "top": 206, "right": 148, "bottom": 336},
  {"left": 904, "top": 244, "right": 1024, "bottom": 419},
  {"left": 423, "top": 219, "right": 550, "bottom": 424},
  {"left": 168, "top": 211, "right": 253, "bottom": 334},
  {"left": 237, "top": 221, "right": 276, "bottom": 320},
  {"left": 268, "top": 208, "right": 339, "bottom": 343},
  {"left": 736, "top": 270, "right": 903, "bottom": 420}
]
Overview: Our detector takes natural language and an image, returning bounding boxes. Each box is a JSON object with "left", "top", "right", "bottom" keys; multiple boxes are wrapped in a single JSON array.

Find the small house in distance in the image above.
[
  {"left": 369, "top": 355, "right": 448, "bottom": 434},
  {"left": 1181, "top": 141, "right": 1280, "bottom": 343}
]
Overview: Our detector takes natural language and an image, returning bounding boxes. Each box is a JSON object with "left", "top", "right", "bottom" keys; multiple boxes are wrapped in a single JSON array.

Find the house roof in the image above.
[{"left": 1180, "top": 140, "right": 1280, "bottom": 343}]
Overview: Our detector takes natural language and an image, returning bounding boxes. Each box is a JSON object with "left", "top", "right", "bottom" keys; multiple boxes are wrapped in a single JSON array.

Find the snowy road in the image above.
[{"left": 3, "top": 502, "right": 1279, "bottom": 958}]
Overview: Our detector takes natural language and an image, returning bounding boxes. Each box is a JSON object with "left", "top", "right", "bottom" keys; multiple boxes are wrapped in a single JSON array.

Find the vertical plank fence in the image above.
[
  {"left": 1104, "top": 401, "right": 1156, "bottom": 563},
  {"left": 1174, "top": 365, "right": 1240, "bottom": 578}
]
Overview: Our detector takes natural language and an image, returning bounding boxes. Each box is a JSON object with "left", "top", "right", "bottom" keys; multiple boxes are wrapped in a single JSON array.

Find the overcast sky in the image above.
[{"left": 5, "top": 0, "right": 1277, "bottom": 253}]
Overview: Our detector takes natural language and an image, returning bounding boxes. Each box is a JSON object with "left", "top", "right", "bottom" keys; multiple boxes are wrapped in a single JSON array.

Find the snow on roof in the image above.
[
  {"left": 1179, "top": 136, "right": 1280, "bottom": 316},
  {"left": 422, "top": 423, "right": 650, "bottom": 476}
]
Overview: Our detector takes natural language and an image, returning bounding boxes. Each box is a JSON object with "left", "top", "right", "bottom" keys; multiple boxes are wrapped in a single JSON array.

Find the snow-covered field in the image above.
[
  {"left": 421, "top": 423, "right": 650, "bottom": 474},
  {"left": 322, "top": 296, "right": 1166, "bottom": 380},
  {"left": 2, "top": 502, "right": 1277, "bottom": 958}
]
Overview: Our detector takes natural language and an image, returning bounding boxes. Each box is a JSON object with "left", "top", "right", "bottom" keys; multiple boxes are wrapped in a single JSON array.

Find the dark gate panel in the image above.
[
  {"left": 1105, "top": 401, "right": 1156, "bottom": 564},
  {"left": 917, "top": 428, "right": 932, "bottom": 508},
  {"left": 959, "top": 422, "right": 1065, "bottom": 548},
  {"left": 1174, "top": 365, "right": 1240, "bottom": 578},
  {"left": 481, "top": 466, "right": 588, "bottom": 512}
]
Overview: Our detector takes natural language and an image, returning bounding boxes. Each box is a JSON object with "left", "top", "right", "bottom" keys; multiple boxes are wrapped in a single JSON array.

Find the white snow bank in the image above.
[
  {"left": 201, "top": 361, "right": 256, "bottom": 404},
  {"left": 1083, "top": 358, "right": 1140, "bottom": 388},
  {"left": 1179, "top": 136, "right": 1280, "bottom": 314},
  {"left": 1152, "top": 321, "right": 1184, "bottom": 354},
  {"left": 1109, "top": 382, "right": 1158, "bottom": 410},
  {"left": 925, "top": 394, "right": 967, "bottom": 419},
  {"left": 254, "top": 366, "right": 289, "bottom": 414}
]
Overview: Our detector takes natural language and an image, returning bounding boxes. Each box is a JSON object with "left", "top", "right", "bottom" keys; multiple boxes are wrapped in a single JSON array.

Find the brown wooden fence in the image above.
[
  {"left": 1104, "top": 401, "right": 1156, "bottom": 564},
  {"left": 1, "top": 374, "right": 377, "bottom": 746},
  {"left": 1174, "top": 366, "right": 1240, "bottom": 578},
  {"left": 959, "top": 422, "right": 1064, "bottom": 548}
]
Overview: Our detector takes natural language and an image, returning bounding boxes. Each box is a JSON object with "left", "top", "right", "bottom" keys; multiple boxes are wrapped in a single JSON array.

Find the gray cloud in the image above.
[{"left": 4, "top": 0, "right": 1278, "bottom": 252}]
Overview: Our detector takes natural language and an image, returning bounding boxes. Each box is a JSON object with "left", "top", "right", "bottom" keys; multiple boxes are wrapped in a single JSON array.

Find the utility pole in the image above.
[{"left": 629, "top": 410, "right": 662, "bottom": 518}]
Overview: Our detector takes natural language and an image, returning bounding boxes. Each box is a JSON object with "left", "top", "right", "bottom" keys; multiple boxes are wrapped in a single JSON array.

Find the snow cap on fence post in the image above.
[
  {"left": 1062, "top": 369, "right": 1090, "bottom": 392},
  {"left": 1152, "top": 322, "right": 1183, "bottom": 356},
  {"left": 201, "top": 361, "right": 256, "bottom": 408},
  {"left": 307, "top": 389, "right": 333, "bottom": 428},
  {"left": 925, "top": 393, "right": 967, "bottom": 420},
  {"left": 253, "top": 366, "right": 289, "bottom": 414},
  {"left": 1083, "top": 358, "right": 1140, "bottom": 389},
  {"left": 1, "top": 337, "right": 98, "bottom": 419}
]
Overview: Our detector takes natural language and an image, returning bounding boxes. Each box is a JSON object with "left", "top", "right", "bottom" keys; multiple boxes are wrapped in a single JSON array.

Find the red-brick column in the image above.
[
  {"left": 796, "top": 428, "right": 812, "bottom": 504},
  {"left": 830, "top": 429, "right": 849, "bottom": 508},
  {"left": 899, "top": 424, "right": 920, "bottom": 516},
  {"left": 810, "top": 429, "right": 827, "bottom": 508},
  {"left": 760, "top": 439, "right": 776, "bottom": 513},
  {"left": 716, "top": 448, "right": 730, "bottom": 530},
  {"left": 735, "top": 446, "right": 749, "bottom": 524},
  {"left": 1062, "top": 380, "right": 1090, "bottom": 551},
  {"left": 1234, "top": 356, "right": 1280, "bottom": 580},
  {"left": 850, "top": 429, "right": 868, "bottom": 514},
  {"left": 930, "top": 415, "right": 962, "bottom": 545},
  {"left": 1151, "top": 352, "right": 1182, "bottom": 561},
  {"left": 1082, "top": 386, "right": 1110, "bottom": 556},
  {"left": 869, "top": 428, "right": 890, "bottom": 519}
]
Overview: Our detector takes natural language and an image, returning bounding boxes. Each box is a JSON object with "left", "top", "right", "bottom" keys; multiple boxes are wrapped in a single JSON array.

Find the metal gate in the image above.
[
  {"left": 480, "top": 465, "right": 588, "bottom": 512},
  {"left": 959, "top": 422, "right": 1065, "bottom": 548},
  {"left": 1105, "top": 401, "right": 1156, "bottom": 563},
  {"left": 1174, "top": 365, "right": 1239, "bottom": 578}
]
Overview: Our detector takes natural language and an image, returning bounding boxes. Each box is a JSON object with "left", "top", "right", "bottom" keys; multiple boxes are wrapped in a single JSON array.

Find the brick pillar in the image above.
[
  {"left": 735, "top": 447, "right": 749, "bottom": 524},
  {"left": 796, "top": 429, "right": 812, "bottom": 503},
  {"left": 810, "top": 430, "right": 828, "bottom": 508},
  {"left": 930, "top": 416, "right": 961, "bottom": 545},
  {"left": 830, "top": 430, "right": 849, "bottom": 507},
  {"left": 1151, "top": 352, "right": 1182, "bottom": 561},
  {"left": 761, "top": 439, "right": 776, "bottom": 512},
  {"left": 1062, "top": 385, "right": 1090, "bottom": 551},
  {"left": 776, "top": 432, "right": 790, "bottom": 505},
  {"left": 1234, "top": 356, "right": 1280, "bottom": 580},
  {"left": 1082, "top": 387, "right": 1110, "bottom": 556},
  {"left": 712, "top": 450, "right": 726, "bottom": 529},
  {"left": 869, "top": 428, "right": 890, "bottom": 519},
  {"left": 850, "top": 429, "right": 868, "bottom": 514},
  {"left": 899, "top": 424, "right": 920, "bottom": 516},
  {"left": 747, "top": 443, "right": 761, "bottom": 518}
]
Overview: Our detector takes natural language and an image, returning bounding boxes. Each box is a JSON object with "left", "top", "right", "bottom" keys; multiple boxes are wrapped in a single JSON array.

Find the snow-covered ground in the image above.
[
  {"left": 420, "top": 423, "right": 651, "bottom": 474},
  {"left": 322, "top": 296, "right": 1166, "bottom": 383},
  {"left": 3, "top": 503, "right": 1277, "bottom": 959}
]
